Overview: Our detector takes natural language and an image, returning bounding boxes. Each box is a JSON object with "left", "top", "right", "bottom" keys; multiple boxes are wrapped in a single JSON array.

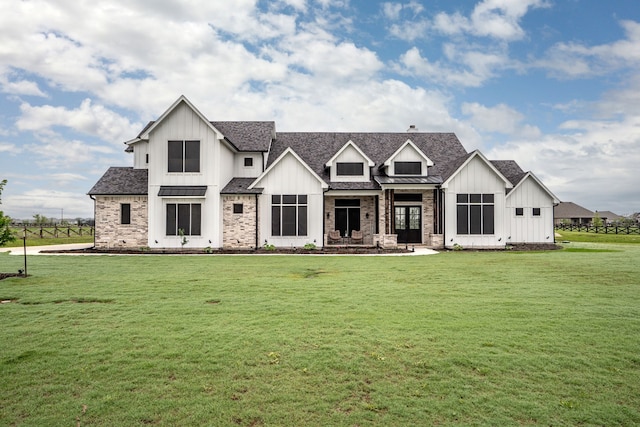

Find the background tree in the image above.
[
  {"left": 0, "top": 179, "right": 16, "bottom": 246},
  {"left": 32, "top": 213, "right": 49, "bottom": 225},
  {"left": 592, "top": 212, "right": 603, "bottom": 227}
]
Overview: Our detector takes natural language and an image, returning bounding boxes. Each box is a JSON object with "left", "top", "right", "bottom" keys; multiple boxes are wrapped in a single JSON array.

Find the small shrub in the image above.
[
  {"left": 452, "top": 243, "right": 463, "bottom": 251},
  {"left": 303, "top": 243, "right": 316, "bottom": 250},
  {"left": 263, "top": 242, "right": 276, "bottom": 251}
]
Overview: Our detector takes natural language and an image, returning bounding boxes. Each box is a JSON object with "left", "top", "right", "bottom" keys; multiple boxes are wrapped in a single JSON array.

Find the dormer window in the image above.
[
  {"left": 394, "top": 161, "right": 421, "bottom": 175},
  {"left": 336, "top": 162, "right": 364, "bottom": 176}
]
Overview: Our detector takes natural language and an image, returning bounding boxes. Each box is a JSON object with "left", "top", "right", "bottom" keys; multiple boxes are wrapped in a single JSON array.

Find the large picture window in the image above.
[
  {"left": 166, "top": 203, "right": 201, "bottom": 236},
  {"left": 456, "top": 193, "right": 494, "bottom": 235},
  {"left": 336, "top": 162, "right": 364, "bottom": 176},
  {"left": 168, "top": 140, "right": 200, "bottom": 172},
  {"left": 272, "top": 195, "right": 307, "bottom": 236}
]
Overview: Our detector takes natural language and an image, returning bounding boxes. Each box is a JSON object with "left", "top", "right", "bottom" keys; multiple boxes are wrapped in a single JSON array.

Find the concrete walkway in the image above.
[
  {"left": 1, "top": 243, "right": 94, "bottom": 255},
  {"left": 1, "top": 243, "right": 438, "bottom": 256}
]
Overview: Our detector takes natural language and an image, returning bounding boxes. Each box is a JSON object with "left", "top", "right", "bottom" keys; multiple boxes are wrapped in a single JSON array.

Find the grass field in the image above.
[
  {"left": 1, "top": 242, "right": 639, "bottom": 425},
  {"left": 4, "top": 226, "right": 94, "bottom": 247},
  {"left": 555, "top": 229, "right": 640, "bottom": 244}
]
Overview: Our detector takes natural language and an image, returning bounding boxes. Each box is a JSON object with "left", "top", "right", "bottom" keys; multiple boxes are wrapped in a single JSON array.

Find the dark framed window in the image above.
[
  {"left": 271, "top": 194, "right": 307, "bottom": 236},
  {"left": 120, "top": 203, "right": 131, "bottom": 225},
  {"left": 394, "top": 193, "right": 422, "bottom": 202},
  {"left": 532, "top": 208, "right": 541, "bottom": 216},
  {"left": 233, "top": 203, "right": 243, "bottom": 214},
  {"left": 166, "top": 203, "right": 201, "bottom": 236},
  {"left": 394, "top": 161, "right": 421, "bottom": 175},
  {"left": 336, "top": 162, "right": 364, "bottom": 176},
  {"left": 335, "top": 199, "right": 360, "bottom": 237},
  {"left": 244, "top": 157, "right": 253, "bottom": 167},
  {"left": 456, "top": 193, "right": 494, "bottom": 235},
  {"left": 516, "top": 207, "right": 524, "bottom": 216},
  {"left": 168, "top": 140, "right": 200, "bottom": 172}
]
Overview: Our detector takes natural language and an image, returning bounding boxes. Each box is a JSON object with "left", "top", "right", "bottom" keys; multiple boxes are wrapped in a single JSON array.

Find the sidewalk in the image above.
[
  {"left": 1, "top": 243, "right": 437, "bottom": 256},
  {"left": 1, "top": 243, "right": 94, "bottom": 255}
]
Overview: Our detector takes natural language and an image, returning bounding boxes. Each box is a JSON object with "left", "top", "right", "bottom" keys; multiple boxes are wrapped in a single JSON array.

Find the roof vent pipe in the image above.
[{"left": 407, "top": 125, "right": 418, "bottom": 132}]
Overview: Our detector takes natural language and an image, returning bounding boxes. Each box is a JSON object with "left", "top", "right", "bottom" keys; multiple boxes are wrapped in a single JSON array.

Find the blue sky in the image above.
[{"left": 1, "top": 0, "right": 639, "bottom": 220}]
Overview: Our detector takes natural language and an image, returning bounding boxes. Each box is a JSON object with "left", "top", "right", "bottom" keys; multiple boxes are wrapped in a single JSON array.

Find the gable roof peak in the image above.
[
  {"left": 382, "top": 138, "right": 434, "bottom": 168},
  {"left": 325, "top": 139, "right": 375, "bottom": 168}
]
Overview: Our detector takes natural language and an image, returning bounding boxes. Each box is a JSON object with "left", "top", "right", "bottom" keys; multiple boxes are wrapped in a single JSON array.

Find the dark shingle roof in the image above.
[
  {"left": 211, "top": 121, "right": 274, "bottom": 152},
  {"left": 491, "top": 160, "right": 526, "bottom": 187},
  {"left": 88, "top": 167, "right": 148, "bottom": 195},
  {"left": 554, "top": 202, "right": 594, "bottom": 218},
  {"left": 128, "top": 121, "right": 274, "bottom": 152},
  {"left": 268, "top": 133, "right": 468, "bottom": 185},
  {"left": 221, "top": 178, "right": 263, "bottom": 194}
]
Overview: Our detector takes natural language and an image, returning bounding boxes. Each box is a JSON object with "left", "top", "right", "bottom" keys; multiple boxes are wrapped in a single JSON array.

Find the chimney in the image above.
[{"left": 407, "top": 124, "right": 418, "bottom": 132}]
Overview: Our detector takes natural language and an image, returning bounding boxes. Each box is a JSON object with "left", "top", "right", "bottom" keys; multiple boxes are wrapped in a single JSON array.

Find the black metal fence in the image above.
[{"left": 555, "top": 224, "right": 640, "bottom": 234}]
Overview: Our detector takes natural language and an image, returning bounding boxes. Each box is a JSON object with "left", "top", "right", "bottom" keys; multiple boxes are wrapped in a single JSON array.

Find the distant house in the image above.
[
  {"left": 554, "top": 202, "right": 594, "bottom": 226},
  {"left": 595, "top": 211, "right": 623, "bottom": 225},
  {"left": 88, "top": 95, "right": 559, "bottom": 250}
]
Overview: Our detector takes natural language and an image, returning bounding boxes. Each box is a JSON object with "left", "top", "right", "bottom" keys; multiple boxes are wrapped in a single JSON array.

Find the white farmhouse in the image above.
[{"left": 89, "top": 96, "right": 559, "bottom": 250}]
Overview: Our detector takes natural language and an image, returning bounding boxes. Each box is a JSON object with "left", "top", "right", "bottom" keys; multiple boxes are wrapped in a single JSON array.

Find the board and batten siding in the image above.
[
  {"left": 233, "top": 153, "right": 264, "bottom": 178},
  {"left": 506, "top": 177, "right": 556, "bottom": 243},
  {"left": 132, "top": 141, "right": 149, "bottom": 169},
  {"left": 443, "top": 156, "right": 507, "bottom": 248},
  {"left": 256, "top": 152, "right": 325, "bottom": 247},
  {"left": 146, "top": 101, "right": 233, "bottom": 248},
  {"left": 389, "top": 144, "right": 430, "bottom": 176},
  {"left": 329, "top": 144, "right": 371, "bottom": 183}
]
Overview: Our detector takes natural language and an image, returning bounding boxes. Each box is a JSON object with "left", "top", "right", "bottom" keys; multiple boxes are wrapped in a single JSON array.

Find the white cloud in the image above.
[
  {"left": 4, "top": 189, "right": 93, "bottom": 220},
  {"left": 462, "top": 102, "right": 541, "bottom": 138},
  {"left": 0, "top": 77, "right": 47, "bottom": 97},
  {"left": 396, "top": 46, "right": 508, "bottom": 87},
  {"left": 382, "top": 2, "right": 403, "bottom": 20},
  {"left": 50, "top": 173, "right": 88, "bottom": 185},
  {"left": 433, "top": 0, "right": 549, "bottom": 41},
  {"left": 16, "top": 99, "right": 141, "bottom": 145},
  {"left": 536, "top": 20, "right": 640, "bottom": 79},
  {"left": 0, "top": 142, "right": 19, "bottom": 154},
  {"left": 488, "top": 114, "right": 640, "bottom": 214}
]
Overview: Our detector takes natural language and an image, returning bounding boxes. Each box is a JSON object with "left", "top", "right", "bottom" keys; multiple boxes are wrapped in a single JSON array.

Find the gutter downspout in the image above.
[
  {"left": 255, "top": 193, "right": 259, "bottom": 250},
  {"left": 89, "top": 195, "right": 97, "bottom": 249}
]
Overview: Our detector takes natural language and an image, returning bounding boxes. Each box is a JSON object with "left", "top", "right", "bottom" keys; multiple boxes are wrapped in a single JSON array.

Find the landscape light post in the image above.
[{"left": 22, "top": 229, "right": 27, "bottom": 277}]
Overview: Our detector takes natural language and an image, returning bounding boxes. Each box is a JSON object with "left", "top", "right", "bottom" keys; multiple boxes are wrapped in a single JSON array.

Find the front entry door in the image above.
[{"left": 395, "top": 206, "right": 421, "bottom": 243}]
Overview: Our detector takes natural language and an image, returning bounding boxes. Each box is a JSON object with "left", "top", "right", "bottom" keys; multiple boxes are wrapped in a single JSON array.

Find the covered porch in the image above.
[{"left": 322, "top": 188, "right": 444, "bottom": 248}]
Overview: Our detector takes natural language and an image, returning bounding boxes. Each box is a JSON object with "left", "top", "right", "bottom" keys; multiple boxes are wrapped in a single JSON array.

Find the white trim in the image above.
[
  {"left": 441, "top": 150, "right": 512, "bottom": 189},
  {"left": 507, "top": 171, "right": 560, "bottom": 204},
  {"left": 248, "top": 147, "right": 329, "bottom": 190},
  {"left": 383, "top": 139, "right": 434, "bottom": 168},
  {"left": 138, "top": 95, "right": 237, "bottom": 152},
  {"left": 325, "top": 140, "right": 375, "bottom": 168}
]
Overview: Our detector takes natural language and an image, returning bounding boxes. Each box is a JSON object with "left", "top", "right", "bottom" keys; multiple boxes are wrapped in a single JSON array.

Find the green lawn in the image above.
[
  {"left": 3, "top": 227, "right": 94, "bottom": 247},
  {"left": 1, "top": 244, "right": 639, "bottom": 426},
  {"left": 556, "top": 229, "right": 640, "bottom": 244}
]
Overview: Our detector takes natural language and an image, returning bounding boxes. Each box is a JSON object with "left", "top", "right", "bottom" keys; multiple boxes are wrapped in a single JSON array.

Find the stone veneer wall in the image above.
[
  {"left": 324, "top": 196, "right": 376, "bottom": 245},
  {"left": 94, "top": 196, "right": 148, "bottom": 248},
  {"left": 222, "top": 195, "right": 257, "bottom": 249},
  {"left": 378, "top": 189, "right": 445, "bottom": 248}
]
